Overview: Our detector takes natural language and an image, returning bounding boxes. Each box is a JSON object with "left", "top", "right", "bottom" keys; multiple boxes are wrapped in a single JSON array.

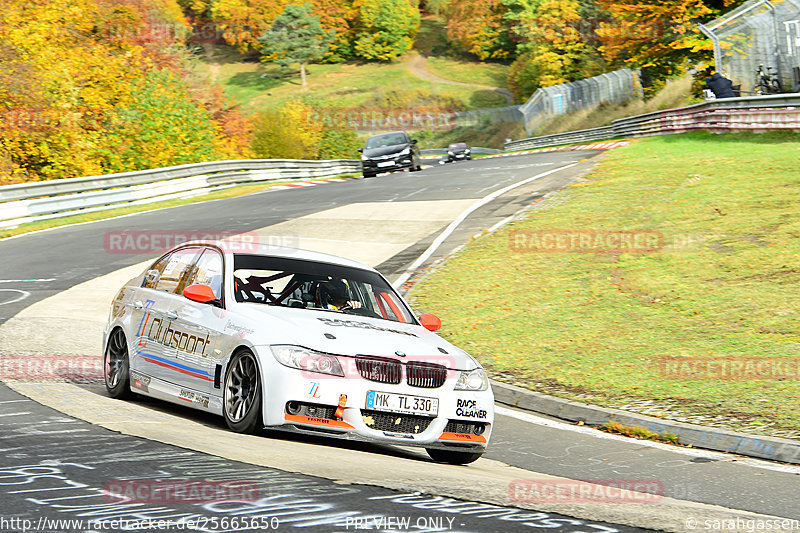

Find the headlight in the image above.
[
  {"left": 454, "top": 368, "right": 488, "bottom": 391},
  {"left": 399, "top": 147, "right": 411, "bottom": 156},
  {"left": 447, "top": 151, "right": 453, "bottom": 156},
  {"left": 465, "top": 148, "right": 471, "bottom": 154},
  {"left": 361, "top": 154, "right": 369, "bottom": 161},
  {"left": 270, "top": 345, "right": 344, "bottom": 376}
]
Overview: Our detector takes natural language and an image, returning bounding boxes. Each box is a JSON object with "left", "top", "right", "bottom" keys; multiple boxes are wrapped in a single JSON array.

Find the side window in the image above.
[
  {"left": 154, "top": 247, "right": 203, "bottom": 295},
  {"left": 186, "top": 249, "right": 224, "bottom": 299}
]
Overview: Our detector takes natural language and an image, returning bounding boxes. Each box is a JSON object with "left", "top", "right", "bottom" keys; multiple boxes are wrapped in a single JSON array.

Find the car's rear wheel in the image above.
[
  {"left": 363, "top": 172, "right": 375, "bottom": 178},
  {"left": 426, "top": 448, "right": 484, "bottom": 465},
  {"left": 223, "top": 350, "right": 262, "bottom": 433},
  {"left": 104, "top": 328, "right": 134, "bottom": 400}
]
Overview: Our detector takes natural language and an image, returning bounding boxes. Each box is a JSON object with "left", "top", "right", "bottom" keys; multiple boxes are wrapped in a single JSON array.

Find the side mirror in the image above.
[
  {"left": 411, "top": 139, "right": 418, "bottom": 145},
  {"left": 419, "top": 313, "right": 441, "bottom": 331},
  {"left": 184, "top": 284, "right": 220, "bottom": 306},
  {"left": 145, "top": 269, "right": 160, "bottom": 286},
  {"left": 357, "top": 147, "right": 363, "bottom": 153}
]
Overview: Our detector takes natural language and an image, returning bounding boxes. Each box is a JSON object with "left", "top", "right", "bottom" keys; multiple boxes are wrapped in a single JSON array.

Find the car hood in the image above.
[
  {"left": 232, "top": 304, "right": 476, "bottom": 370},
  {"left": 362, "top": 144, "right": 410, "bottom": 158}
]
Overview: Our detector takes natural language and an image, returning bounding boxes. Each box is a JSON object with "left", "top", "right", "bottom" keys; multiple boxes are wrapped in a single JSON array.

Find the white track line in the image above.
[
  {"left": 495, "top": 406, "right": 800, "bottom": 475},
  {"left": 0, "top": 289, "right": 29, "bottom": 306},
  {"left": 392, "top": 162, "right": 579, "bottom": 288}
]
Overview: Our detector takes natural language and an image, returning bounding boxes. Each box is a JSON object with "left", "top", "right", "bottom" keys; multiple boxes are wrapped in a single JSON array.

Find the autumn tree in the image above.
[
  {"left": 258, "top": 3, "right": 335, "bottom": 85},
  {"left": 352, "top": 0, "right": 421, "bottom": 61},
  {"left": 504, "top": 0, "right": 593, "bottom": 97},
  {"left": 209, "top": 0, "right": 289, "bottom": 51},
  {"left": 0, "top": 0, "right": 249, "bottom": 182},
  {"left": 444, "top": 0, "right": 513, "bottom": 60},
  {"left": 595, "top": 0, "right": 716, "bottom": 81},
  {"left": 308, "top": 0, "right": 358, "bottom": 61}
]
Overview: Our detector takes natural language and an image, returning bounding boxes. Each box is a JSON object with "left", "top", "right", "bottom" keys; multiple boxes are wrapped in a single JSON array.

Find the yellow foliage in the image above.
[{"left": 251, "top": 100, "right": 323, "bottom": 160}]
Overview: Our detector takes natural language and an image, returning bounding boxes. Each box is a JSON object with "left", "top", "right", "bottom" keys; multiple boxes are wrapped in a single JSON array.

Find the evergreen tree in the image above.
[{"left": 258, "top": 3, "right": 335, "bottom": 86}]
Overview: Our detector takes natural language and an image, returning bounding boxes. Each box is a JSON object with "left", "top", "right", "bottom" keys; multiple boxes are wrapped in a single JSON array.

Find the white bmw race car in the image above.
[{"left": 103, "top": 240, "right": 494, "bottom": 464}]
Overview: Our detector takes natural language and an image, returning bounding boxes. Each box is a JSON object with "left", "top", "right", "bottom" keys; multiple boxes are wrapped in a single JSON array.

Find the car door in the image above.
[
  {"left": 158, "top": 246, "right": 228, "bottom": 399},
  {"left": 130, "top": 246, "right": 205, "bottom": 385}
]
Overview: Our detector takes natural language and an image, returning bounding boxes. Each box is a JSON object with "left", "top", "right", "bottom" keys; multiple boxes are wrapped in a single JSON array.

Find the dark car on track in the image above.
[
  {"left": 359, "top": 131, "right": 422, "bottom": 178},
  {"left": 446, "top": 142, "right": 471, "bottom": 162}
]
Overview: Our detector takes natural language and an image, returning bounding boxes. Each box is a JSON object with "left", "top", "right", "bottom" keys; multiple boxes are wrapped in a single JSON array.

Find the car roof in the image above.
[
  {"left": 369, "top": 131, "right": 407, "bottom": 137},
  {"left": 178, "top": 240, "right": 379, "bottom": 273}
]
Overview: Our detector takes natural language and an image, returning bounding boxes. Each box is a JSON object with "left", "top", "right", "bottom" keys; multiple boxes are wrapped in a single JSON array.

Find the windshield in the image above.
[
  {"left": 365, "top": 132, "right": 408, "bottom": 149},
  {"left": 449, "top": 143, "right": 467, "bottom": 150},
  {"left": 232, "top": 255, "right": 416, "bottom": 324}
]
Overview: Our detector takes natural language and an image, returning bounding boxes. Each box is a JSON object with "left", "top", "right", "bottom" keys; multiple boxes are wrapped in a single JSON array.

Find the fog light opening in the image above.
[{"left": 286, "top": 401, "right": 301, "bottom": 415}]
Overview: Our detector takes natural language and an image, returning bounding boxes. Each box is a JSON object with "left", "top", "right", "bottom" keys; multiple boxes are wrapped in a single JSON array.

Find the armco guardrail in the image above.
[
  {"left": 0, "top": 158, "right": 360, "bottom": 228},
  {"left": 420, "top": 147, "right": 502, "bottom": 156},
  {"left": 504, "top": 94, "right": 800, "bottom": 151}
]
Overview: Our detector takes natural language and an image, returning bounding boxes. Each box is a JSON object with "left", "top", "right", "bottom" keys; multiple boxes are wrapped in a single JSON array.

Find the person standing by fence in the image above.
[{"left": 705, "top": 68, "right": 736, "bottom": 99}]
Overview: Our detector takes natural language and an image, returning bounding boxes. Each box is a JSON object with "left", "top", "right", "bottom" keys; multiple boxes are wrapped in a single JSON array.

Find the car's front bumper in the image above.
[
  {"left": 262, "top": 362, "right": 494, "bottom": 451},
  {"left": 362, "top": 156, "right": 414, "bottom": 174}
]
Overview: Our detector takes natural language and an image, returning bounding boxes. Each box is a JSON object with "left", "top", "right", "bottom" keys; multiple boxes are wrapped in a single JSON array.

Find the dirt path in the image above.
[{"left": 405, "top": 52, "right": 514, "bottom": 105}]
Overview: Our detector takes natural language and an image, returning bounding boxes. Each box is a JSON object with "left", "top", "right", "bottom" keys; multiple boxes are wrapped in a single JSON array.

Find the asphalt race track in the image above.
[{"left": 1, "top": 152, "right": 798, "bottom": 533}]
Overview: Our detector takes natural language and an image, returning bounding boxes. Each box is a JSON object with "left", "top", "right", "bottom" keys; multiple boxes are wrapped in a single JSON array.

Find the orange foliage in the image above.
[
  {"left": 596, "top": 0, "right": 714, "bottom": 77},
  {"left": 0, "top": 0, "right": 251, "bottom": 182},
  {"left": 445, "top": 0, "right": 511, "bottom": 60}
]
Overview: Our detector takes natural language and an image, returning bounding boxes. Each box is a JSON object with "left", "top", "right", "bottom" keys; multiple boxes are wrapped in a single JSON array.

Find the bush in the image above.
[
  {"left": 507, "top": 52, "right": 543, "bottom": 103},
  {"left": 319, "top": 128, "right": 361, "bottom": 160},
  {"left": 99, "top": 70, "right": 221, "bottom": 172}
]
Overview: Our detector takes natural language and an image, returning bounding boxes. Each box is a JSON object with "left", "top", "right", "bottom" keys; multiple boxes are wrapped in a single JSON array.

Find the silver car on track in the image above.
[{"left": 102, "top": 240, "right": 494, "bottom": 464}]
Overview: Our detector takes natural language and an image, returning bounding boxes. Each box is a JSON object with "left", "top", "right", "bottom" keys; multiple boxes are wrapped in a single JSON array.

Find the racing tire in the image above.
[
  {"left": 104, "top": 328, "right": 134, "bottom": 400},
  {"left": 363, "top": 172, "right": 375, "bottom": 178},
  {"left": 772, "top": 79, "right": 783, "bottom": 94},
  {"left": 223, "top": 350, "right": 263, "bottom": 434},
  {"left": 426, "top": 448, "right": 484, "bottom": 465}
]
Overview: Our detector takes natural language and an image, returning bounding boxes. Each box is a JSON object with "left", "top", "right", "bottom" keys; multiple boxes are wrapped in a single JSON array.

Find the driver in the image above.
[{"left": 317, "top": 279, "right": 361, "bottom": 311}]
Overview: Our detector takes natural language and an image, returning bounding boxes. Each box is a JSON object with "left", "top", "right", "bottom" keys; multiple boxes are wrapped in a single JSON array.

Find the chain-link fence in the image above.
[
  {"left": 517, "top": 69, "right": 643, "bottom": 136},
  {"left": 454, "top": 106, "right": 524, "bottom": 128},
  {"left": 699, "top": 0, "right": 800, "bottom": 94}
]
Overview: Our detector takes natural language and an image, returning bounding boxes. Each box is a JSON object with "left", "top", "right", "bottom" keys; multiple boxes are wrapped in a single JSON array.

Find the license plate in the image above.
[
  {"left": 366, "top": 391, "right": 438, "bottom": 416},
  {"left": 377, "top": 161, "right": 394, "bottom": 168}
]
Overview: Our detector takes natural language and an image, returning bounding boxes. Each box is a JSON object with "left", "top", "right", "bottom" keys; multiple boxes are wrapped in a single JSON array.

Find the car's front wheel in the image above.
[
  {"left": 426, "top": 448, "right": 484, "bottom": 465},
  {"left": 104, "top": 328, "right": 134, "bottom": 400},
  {"left": 223, "top": 350, "right": 263, "bottom": 433}
]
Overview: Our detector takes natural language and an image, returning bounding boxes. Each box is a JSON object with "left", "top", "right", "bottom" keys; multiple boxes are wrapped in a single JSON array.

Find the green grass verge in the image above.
[
  {"left": 425, "top": 57, "right": 510, "bottom": 90},
  {"left": 195, "top": 45, "right": 510, "bottom": 114},
  {"left": 0, "top": 177, "right": 356, "bottom": 240},
  {"left": 409, "top": 131, "right": 800, "bottom": 435}
]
